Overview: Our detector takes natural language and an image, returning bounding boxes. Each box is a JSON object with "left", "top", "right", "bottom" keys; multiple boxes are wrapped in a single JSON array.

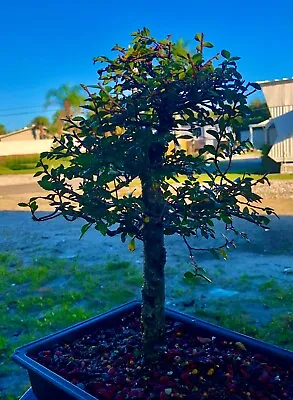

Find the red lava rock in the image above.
[
  {"left": 31, "top": 311, "right": 293, "bottom": 400},
  {"left": 108, "top": 367, "right": 116, "bottom": 376},
  {"left": 97, "top": 388, "right": 115, "bottom": 400},
  {"left": 159, "top": 391, "right": 167, "bottom": 400},
  {"left": 126, "top": 388, "right": 145, "bottom": 398},
  {"left": 258, "top": 371, "right": 271, "bottom": 383},
  {"left": 180, "top": 372, "right": 190, "bottom": 382},
  {"left": 159, "top": 375, "right": 171, "bottom": 384}
]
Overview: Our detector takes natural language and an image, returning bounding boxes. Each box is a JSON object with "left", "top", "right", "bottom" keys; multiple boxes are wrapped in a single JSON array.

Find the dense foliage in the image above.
[{"left": 235, "top": 99, "right": 270, "bottom": 135}]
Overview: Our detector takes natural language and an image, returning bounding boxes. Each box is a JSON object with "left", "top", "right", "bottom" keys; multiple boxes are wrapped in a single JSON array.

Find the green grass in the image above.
[
  {"left": 1, "top": 154, "right": 293, "bottom": 181},
  {"left": 185, "top": 272, "right": 293, "bottom": 351},
  {"left": 1, "top": 253, "right": 293, "bottom": 399},
  {"left": 176, "top": 172, "right": 293, "bottom": 184},
  {"left": 0, "top": 254, "right": 141, "bottom": 399},
  {"left": 195, "top": 307, "right": 260, "bottom": 337},
  {"left": 0, "top": 154, "right": 68, "bottom": 175}
]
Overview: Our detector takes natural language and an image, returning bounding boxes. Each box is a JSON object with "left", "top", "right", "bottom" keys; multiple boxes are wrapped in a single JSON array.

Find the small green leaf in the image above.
[
  {"left": 206, "top": 129, "right": 219, "bottom": 140},
  {"left": 192, "top": 53, "right": 203, "bottom": 64},
  {"left": 30, "top": 201, "right": 38, "bottom": 212},
  {"left": 218, "top": 248, "right": 228, "bottom": 260},
  {"left": 34, "top": 171, "right": 43, "bottom": 177},
  {"left": 221, "top": 214, "right": 232, "bottom": 224},
  {"left": 18, "top": 202, "right": 28, "bottom": 207},
  {"left": 203, "top": 41, "right": 214, "bottom": 48},
  {"left": 38, "top": 177, "right": 54, "bottom": 191},
  {"left": 80, "top": 223, "right": 92, "bottom": 239},
  {"left": 261, "top": 216, "right": 270, "bottom": 225},
  {"left": 128, "top": 238, "right": 136, "bottom": 252},
  {"left": 95, "top": 221, "right": 108, "bottom": 236},
  {"left": 184, "top": 271, "right": 195, "bottom": 279},
  {"left": 195, "top": 33, "right": 202, "bottom": 42},
  {"left": 177, "top": 134, "right": 194, "bottom": 139},
  {"left": 121, "top": 232, "right": 127, "bottom": 243},
  {"left": 203, "top": 145, "right": 217, "bottom": 155},
  {"left": 221, "top": 49, "right": 231, "bottom": 59},
  {"left": 250, "top": 82, "right": 261, "bottom": 90}
]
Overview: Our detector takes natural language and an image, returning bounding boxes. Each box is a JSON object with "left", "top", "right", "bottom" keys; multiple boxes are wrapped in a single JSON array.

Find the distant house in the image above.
[
  {"left": 0, "top": 126, "right": 48, "bottom": 142},
  {"left": 173, "top": 125, "right": 233, "bottom": 155},
  {"left": 0, "top": 126, "right": 53, "bottom": 157},
  {"left": 253, "top": 78, "right": 293, "bottom": 172},
  {"left": 241, "top": 118, "right": 276, "bottom": 150}
]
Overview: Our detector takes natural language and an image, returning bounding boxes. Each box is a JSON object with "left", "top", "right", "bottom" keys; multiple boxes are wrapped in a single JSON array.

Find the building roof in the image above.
[
  {"left": 0, "top": 125, "right": 48, "bottom": 140},
  {"left": 257, "top": 77, "right": 293, "bottom": 87},
  {"left": 249, "top": 119, "right": 271, "bottom": 129},
  {"left": 0, "top": 127, "right": 32, "bottom": 140}
]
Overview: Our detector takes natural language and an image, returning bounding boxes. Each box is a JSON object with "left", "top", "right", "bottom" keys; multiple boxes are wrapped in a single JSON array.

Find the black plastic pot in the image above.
[{"left": 13, "top": 301, "right": 293, "bottom": 400}]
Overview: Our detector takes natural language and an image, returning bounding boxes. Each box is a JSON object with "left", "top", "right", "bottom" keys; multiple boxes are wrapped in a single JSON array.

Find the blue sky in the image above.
[{"left": 1, "top": 0, "right": 292, "bottom": 131}]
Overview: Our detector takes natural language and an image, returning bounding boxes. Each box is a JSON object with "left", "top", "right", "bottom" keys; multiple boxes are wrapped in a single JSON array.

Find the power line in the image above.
[
  {"left": 0, "top": 109, "right": 58, "bottom": 117},
  {"left": 0, "top": 105, "right": 47, "bottom": 112}
]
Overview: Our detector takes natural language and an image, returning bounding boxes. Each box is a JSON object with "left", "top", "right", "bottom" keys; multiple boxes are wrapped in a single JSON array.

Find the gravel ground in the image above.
[{"left": 255, "top": 180, "right": 293, "bottom": 199}]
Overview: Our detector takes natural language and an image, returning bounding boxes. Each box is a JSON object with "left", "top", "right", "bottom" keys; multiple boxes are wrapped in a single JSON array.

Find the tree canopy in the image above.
[
  {"left": 45, "top": 84, "right": 84, "bottom": 116},
  {"left": 31, "top": 116, "right": 50, "bottom": 128},
  {"left": 21, "top": 28, "right": 275, "bottom": 358},
  {"left": 0, "top": 124, "right": 7, "bottom": 135},
  {"left": 45, "top": 84, "right": 85, "bottom": 134},
  {"left": 235, "top": 99, "right": 270, "bottom": 134}
]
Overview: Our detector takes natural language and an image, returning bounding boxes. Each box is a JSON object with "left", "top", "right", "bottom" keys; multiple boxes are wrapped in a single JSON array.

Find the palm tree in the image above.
[{"left": 45, "top": 84, "right": 84, "bottom": 133}]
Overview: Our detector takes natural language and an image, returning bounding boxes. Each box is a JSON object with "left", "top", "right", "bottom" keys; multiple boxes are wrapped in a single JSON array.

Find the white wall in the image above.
[
  {"left": 269, "top": 137, "right": 293, "bottom": 163},
  {"left": 261, "top": 80, "right": 293, "bottom": 117},
  {"left": 0, "top": 139, "right": 54, "bottom": 156},
  {"left": 252, "top": 128, "right": 266, "bottom": 149}
]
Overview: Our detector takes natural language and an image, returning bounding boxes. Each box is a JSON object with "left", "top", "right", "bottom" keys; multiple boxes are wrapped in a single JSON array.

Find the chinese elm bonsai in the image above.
[{"left": 20, "top": 28, "right": 275, "bottom": 362}]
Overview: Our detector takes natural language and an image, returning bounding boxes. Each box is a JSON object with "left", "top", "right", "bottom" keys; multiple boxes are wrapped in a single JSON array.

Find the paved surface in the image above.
[{"left": 210, "top": 157, "right": 263, "bottom": 173}]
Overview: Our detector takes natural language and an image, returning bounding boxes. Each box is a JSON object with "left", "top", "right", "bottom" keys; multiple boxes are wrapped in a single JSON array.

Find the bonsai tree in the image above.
[{"left": 20, "top": 28, "right": 275, "bottom": 361}]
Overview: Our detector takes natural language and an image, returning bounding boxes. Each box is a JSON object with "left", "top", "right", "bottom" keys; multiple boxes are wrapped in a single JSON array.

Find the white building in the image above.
[{"left": 248, "top": 78, "right": 293, "bottom": 172}]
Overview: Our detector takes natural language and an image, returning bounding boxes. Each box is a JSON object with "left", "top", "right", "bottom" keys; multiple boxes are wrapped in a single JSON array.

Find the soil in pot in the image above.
[{"left": 31, "top": 310, "right": 293, "bottom": 400}]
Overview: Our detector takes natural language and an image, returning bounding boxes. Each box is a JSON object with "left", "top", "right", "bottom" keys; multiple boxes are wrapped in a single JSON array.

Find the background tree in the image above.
[
  {"left": 21, "top": 29, "right": 275, "bottom": 361},
  {"left": 234, "top": 98, "right": 270, "bottom": 137},
  {"left": 47, "top": 110, "right": 63, "bottom": 135},
  {"left": 31, "top": 116, "right": 50, "bottom": 128},
  {"left": 249, "top": 99, "right": 270, "bottom": 122},
  {"left": 45, "top": 84, "right": 84, "bottom": 133},
  {"left": 0, "top": 124, "right": 7, "bottom": 135}
]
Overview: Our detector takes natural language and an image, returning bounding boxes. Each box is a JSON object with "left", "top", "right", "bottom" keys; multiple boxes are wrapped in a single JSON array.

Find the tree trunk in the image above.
[
  {"left": 63, "top": 99, "right": 72, "bottom": 117},
  {"left": 141, "top": 175, "right": 166, "bottom": 360}
]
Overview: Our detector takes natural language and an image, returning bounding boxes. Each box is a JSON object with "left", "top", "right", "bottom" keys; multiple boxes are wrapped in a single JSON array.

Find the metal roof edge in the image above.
[
  {"left": 248, "top": 118, "right": 272, "bottom": 128},
  {"left": 257, "top": 77, "right": 293, "bottom": 86}
]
